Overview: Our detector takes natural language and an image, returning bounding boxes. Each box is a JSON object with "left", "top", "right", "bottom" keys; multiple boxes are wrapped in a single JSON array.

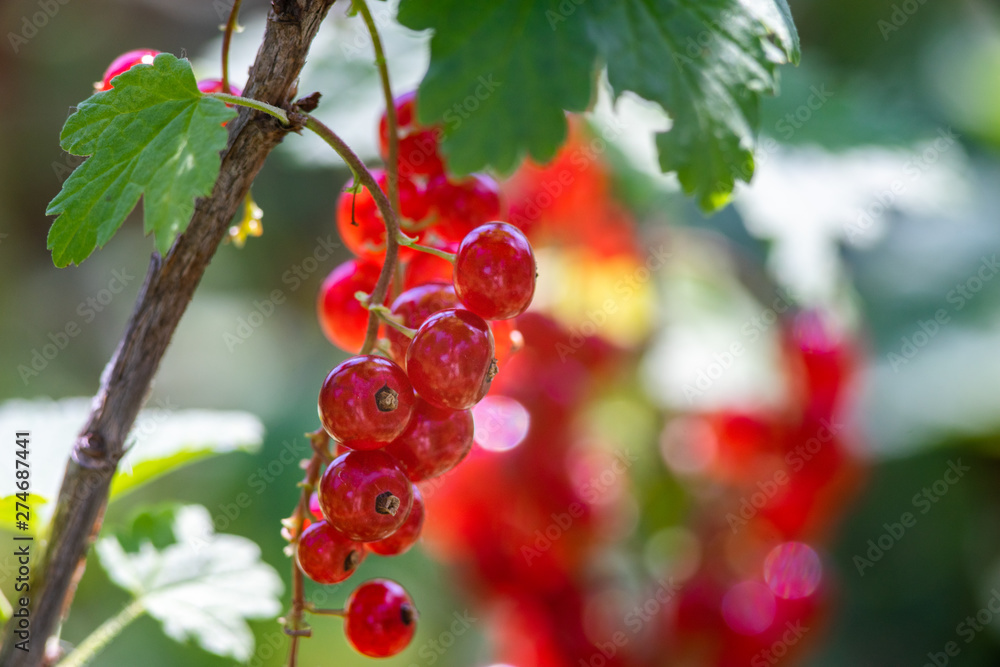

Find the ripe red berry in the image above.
[
  {"left": 344, "top": 579, "right": 418, "bottom": 657},
  {"left": 378, "top": 91, "right": 445, "bottom": 177},
  {"left": 336, "top": 170, "right": 429, "bottom": 260},
  {"left": 318, "top": 355, "right": 416, "bottom": 449},
  {"left": 386, "top": 282, "right": 460, "bottom": 365},
  {"left": 99, "top": 49, "right": 159, "bottom": 91},
  {"left": 196, "top": 79, "right": 242, "bottom": 96},
  {"left": 426, "top": 174, "right": 503, "bottom": 243},
  {"left": 296, "top": 520, "right": 366, "bottom": 584},
  {"left": 405, "top": 309, "right": 497, "bottom": 410},
  {"left": 317, "top": 259, "right": 382, "bottom": 353},
  {"left": 454, "top": 222, "right": 536, "bottom": 320},
  {"left": 368, "top": 486, "right": 425, "bottom": 556},
  {"left": 383, "top": 398, "right": 474, "bottom": 481},
  {"left": 318, "top": 450, "right": 414, "bottom": 542}
]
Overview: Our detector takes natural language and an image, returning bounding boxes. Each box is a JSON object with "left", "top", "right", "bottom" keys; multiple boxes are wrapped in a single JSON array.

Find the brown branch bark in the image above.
[{"left": 0, "top": 1, "right": 337, "bottom": 664}]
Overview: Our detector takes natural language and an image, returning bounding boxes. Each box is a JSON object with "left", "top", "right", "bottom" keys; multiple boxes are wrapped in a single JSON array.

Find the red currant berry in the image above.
[
  {"left": 337, "top": 171, "right": 429, "bottom": 260},
  {"left": 378, "top": 91, "right": 416, "bottom": 154},
  {"left": 405, "top": 309, "right": 496, "bottom": 410},
  {"left": 368, "top": 486, "right": 425, "bottom": 556},
  {"left": 296, "top": 520, "right": 366, "bottom": 584},
  {"left": 99, "top": 49, "right": 159, "bottom": 91},
  {"left": 426, "top": 174, "right": 503, "bottom": 243},
  {"left": 454, "top": 222, "right": 536, "bottom": 320},
  {"left": 378, "top": 92, "right": 445, "bottom": 177},
  {"left": 344, "top": 579, "right": 418, "bottom": 658},
  {"left": 316, "top": 259, "right": 382, "bottom": 353},
  {"left": 383, "top": 398, "right": 474, "bottom": 481},
  {"left": 319, "top": 450, "right": 414, "bottom": 542},
  {"left": 385, "top": 282, "right": 460, "bottom": 365},
  {"left": 319, "top": 355, "right": 415, "bottom": 449},
  {"left": 397, "top": 129, "right": 445, "bottom": 177},
  {"left": 196, "top": 79, "right": 242, "bottom": 96}
]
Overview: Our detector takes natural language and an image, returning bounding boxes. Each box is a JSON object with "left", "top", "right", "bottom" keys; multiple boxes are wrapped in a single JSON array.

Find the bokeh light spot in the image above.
[
  {"left": 473, "top": 395, "right": 530, "bottom": 451},
  {"left": 764, "top": 541, "right": 822, "bottom": 599}
]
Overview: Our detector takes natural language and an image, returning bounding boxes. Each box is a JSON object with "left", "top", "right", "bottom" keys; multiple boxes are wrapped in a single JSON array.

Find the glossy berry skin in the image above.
[
  {"left": 454, "top": 222, "right": 536, "bottom": 320},
  {"left": 99, "top": 49, "right": 159, "bottom": 91},
  {"left": 318, "top": 355, "right": 416, "bottom": 449},
  {"left": 337, "top": 170, "right": 429, "bottom": 260},
  {"left": 368, "top": 486, "right": 425, "bottom": 556},
  {"left": 344, "top": 579, "right": 418, "bottom": 657},
  {"left": 386, "top": 282, "right": 460, "bottom": 365},
  {"left": 318, "top": 450, "right": 414, "bottom": 542},
  {"left": 406, "top": 309, "right": 496, "bottom": 410},
  {"left": 317, "top": 259, "right": 382, "bottom": 353},
  {"left": 426, "top": 174, "right": 503, "bottom": 243},
  {"left": 296, "top": 520, "right": 366, "bottom": 584},
  {"left": 383, "top": 398, "right": 474, "bottom": 481}
]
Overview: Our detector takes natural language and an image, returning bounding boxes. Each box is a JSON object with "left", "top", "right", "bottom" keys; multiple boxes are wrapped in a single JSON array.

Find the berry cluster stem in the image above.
[
  {"left": 221, "top": 0, "right": 243, "bottom": 93},
  {"left": 300, "top": 113, "right": 402, "bottom": 355},
  {"left": 284, "top": 428, "right": 332, "bottom": 667},
  {"left": 353, "top": 0, "right": 401, "bottom": 219}
]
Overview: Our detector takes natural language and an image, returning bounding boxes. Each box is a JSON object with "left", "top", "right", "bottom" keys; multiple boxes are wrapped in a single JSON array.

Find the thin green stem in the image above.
[
  {"left": 305, "top": 604, "right": 347, "bottom": 617},
  {"left": 221, "top": 0, "right": 243, "bottom": 93},
  {"left": 302, "top": 113, "right": 401, "bottom": 354},
  {"left": 397, "top": 235, "right": 456, "bottom": 263},
  {"left": 354, "top": 0, "right": 400, "bottom": 222},
  {"left": 207, "top": 92, "right": 290, "bottom": 125},
  {"left": 58, "top": 600, "right": 144, "bottom": 667}
]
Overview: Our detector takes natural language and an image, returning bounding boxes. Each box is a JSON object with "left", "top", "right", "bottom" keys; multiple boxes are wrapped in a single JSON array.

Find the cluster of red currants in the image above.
[{"left": 301, "top": 94, "right": 537, "bottom": 657}]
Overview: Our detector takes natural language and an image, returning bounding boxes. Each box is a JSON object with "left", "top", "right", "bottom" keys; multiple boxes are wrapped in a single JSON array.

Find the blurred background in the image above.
[{"left": 3, "top": 0, "right": 1000, "bottom": 665}]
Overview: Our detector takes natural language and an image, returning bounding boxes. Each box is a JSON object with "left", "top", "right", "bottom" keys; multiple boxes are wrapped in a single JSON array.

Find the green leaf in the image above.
[
  {"left": 0, "top": 398, "right": 263, "bottom": 531},
  {"left": 46, "top": 53, "right": 236, "bottom": 267},
  {"left": 397, "top": 0, "right": 799, "bottom": 211},
  {"left": 581, "top": 0, "right": 797, "bottom": 210},
  {"left": 96, "top": 505, "right": 283, "bottom": 660},
  {"left": 397, "top": 0, "right": 597, "bottom": 174}
]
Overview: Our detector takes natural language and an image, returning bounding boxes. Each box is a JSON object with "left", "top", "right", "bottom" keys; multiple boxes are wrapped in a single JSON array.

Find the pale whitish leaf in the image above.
[
  {"left": 97, "top": 505, "right": 283, "bottom": 661},
  {"left": 0, "top": 398, "right": 263, "bottom": 529}
]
